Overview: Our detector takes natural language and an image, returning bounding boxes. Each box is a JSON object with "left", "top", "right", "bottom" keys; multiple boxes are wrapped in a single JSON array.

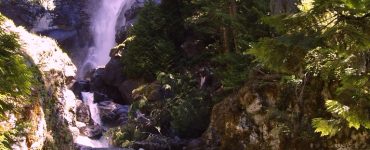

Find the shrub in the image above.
[{"left": 121, "top": 1, "right": 187, "bottom": 80}]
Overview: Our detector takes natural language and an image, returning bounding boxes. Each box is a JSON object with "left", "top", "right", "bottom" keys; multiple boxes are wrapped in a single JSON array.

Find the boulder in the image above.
[
  {"left": 98, "top": 101, "right": 129, "bottom": 126},
  {"left": 90, "top": 67, "right": 124, "bottom": 104},
  {"left": 80, "top": 124, "right": 104, "bottom": 139},
  {"left": 102, "top": 57, "right": 126, "bottom": 87},
  {"left": 72, "top": 80, "right": 90, "bottom": 99},
  {"left": 115, "top": 0, "right": 145, "bottom": 43},
  {"left": 119, "top": 80, "right": 141, "bottom": 104},
  {"left": 90, "top": 67, "right": 106, "bottom": 91},
  {"left": 76, "top": 100, "right": 91, "bottom": 124},
  {"left": 115, "top": 25, "right": 130, "bottom": 44},
  {"left": 93, "top": 92, "right": 112, "bottom": 103}
]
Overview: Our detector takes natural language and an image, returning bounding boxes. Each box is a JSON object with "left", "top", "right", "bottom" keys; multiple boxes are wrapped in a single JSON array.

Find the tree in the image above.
[
  {"left": 121, "top": 1, "right": 178, "bottom": 80},
  {"left": 249, "top": 0, "right": 370, "bottom": 136}
]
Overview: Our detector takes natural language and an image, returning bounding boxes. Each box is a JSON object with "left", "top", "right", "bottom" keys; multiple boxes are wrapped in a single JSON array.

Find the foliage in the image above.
[
  {"left": 111, "top": 72, "right": 213, "bottom": 147},
  {"left": 313, "top": 100, "right": 370, "bottom": 136},
  {"left": 212, "top": 52, "right": 252, "bottom": 91},
  {"left": 188, "top": 0, "right": 270, "bottom": 52},
  {"left": 157, "top": 72, "right": 212, "bottom": 138},
  {"left": 143, "top": 72, "right": 212, "bottom": 138},
  {"left": 249, "top": 0, "right": 370, "bottom": 136},
  {"left": 312, "top": 118, "right": 341, "bottom": 137},
  {"left": 0, "top": 14, "right": 36, "bottom": 149},
  {"left": 121, "top": 0, "right": 186, "bottom": 80},
  {"left": 109, "top": 119, "right": 148, "bottom": 148}
]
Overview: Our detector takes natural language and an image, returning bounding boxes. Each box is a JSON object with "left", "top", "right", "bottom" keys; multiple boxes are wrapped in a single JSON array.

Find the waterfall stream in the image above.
[
  {"left": 75, "top": 0, "right": 135, "bottom": 148},
  {"left": 81, "top": 92, "right": 102, "bottom": 125},
  {"left": 79, "top": 0, "right": 135, "bottom": 79}
]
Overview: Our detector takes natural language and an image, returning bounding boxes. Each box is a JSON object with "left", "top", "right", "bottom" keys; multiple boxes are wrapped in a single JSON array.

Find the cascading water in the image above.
[
  {"left": 81, "top": 92, "right": 101, "bottom": 125},
  {"left": 78, "top": 0, "right": 135, "bottom": 79},
  {"left": 75, "top": 0, "right": 136, "bottom": 148}
]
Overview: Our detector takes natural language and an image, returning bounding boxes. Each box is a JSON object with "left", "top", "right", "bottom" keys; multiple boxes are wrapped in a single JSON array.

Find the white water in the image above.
[
  {"left": 75, "top": 135, "right": 110, "bottom": 148},
  {"left": 75, "top": 92, "right": 109, "bottom": 148},
  {"left": 79, "top": 0, "right": 136, "bottom": 79},
  {"left": 81, "top": 92, "right": 102, "bottom": 125},
  {"left": 75, "top": 0, "right": 136, "bottom": 148}
]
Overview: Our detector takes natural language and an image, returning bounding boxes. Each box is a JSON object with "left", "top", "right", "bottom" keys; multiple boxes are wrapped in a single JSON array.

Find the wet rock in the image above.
[
  {"left": 124, "top": 1, "right": 143, "bottom": 21},
  {"left": 37, "top": 29, "right": 78, "bottom": 42},
  {"left": 115, "top": 106, "right": 130, "bottom": 114},
  {"left": 76, "top": 121, "right": 87, "bottom": 129},
  {"left": 132, "top": 134, "right": 187, "bottom": 150},
  {"left": 93, "top": 92, "right": 111, "bottom": 103},
  {"left": 115, "top": 0, "right": 145, "bottom": 43},
  {"left": 185, "top": 138, "right": 205, "bottom": 150},
  {"left": 90, "top": 67, "right": 124, "bottom": 104},
  {"left": 80, "top": 125, "right": 104, "bottom": 139},
  {"left": 115, "top": 25, "right": 130, "bottom": 43},
  {"left": 119, "top": 80, "right": 140, "bottom": 104},
  {"left": 72, "top": 80, "right": 90, "bottom": 99},
  {"left": 0, "top": 0, "right": 46, "bottom": 28},
  {"left": 90, "top": 68, "right": 106, "bottom": 91},
  {"left": 76, "top": 100, "right": 91, "bottom": 124},
  {"left": 100, "top": 109, "right": 118, "bottom": 126},
  {"left": 98, "top": 101, "right": 129, "bottom": 126},
  {"left": 102, "top": 57, "right": 126, "bottom": 87}
]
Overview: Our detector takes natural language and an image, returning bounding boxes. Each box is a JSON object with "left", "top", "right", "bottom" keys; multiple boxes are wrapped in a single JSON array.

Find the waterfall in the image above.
[
  {"left": 75, "top": 0, "right": 136, "bottom": 148},
  {"left": 79, "top": 0, "right": 135, "bottom": 79},
  {"left": 81, "top": 92, "right": 101, "bottom": 125}
]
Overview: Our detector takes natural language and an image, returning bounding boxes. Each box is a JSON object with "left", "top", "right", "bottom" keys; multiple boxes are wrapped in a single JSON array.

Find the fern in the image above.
[
  {"left": 325, "top": 100, "right": 370, "bottom": 130},
  {"left": 313, "top": 100, "right": 370, "bottom": 137},
  {"left": 312, "top": 118, "right": 341, "bottom": 137}
]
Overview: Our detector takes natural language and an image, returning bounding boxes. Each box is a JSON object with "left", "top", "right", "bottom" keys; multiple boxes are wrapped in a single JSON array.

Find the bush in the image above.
[
  {"left": 212, "top": 53, "right": 252, "bottom": 91},
  {"left": 121, "top": 1, "right": 187, "bottom": 80},
  {"left": 110, "top": 72, "right": 213, "bottom": 147}
]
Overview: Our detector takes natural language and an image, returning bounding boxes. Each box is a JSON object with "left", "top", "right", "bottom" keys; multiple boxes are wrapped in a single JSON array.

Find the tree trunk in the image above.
[
  {"left": 221, "top": 26, "right": 230, "bottom": 53},
  {"left": 229, "top": 0, "right": 238, "bottom": 52}
]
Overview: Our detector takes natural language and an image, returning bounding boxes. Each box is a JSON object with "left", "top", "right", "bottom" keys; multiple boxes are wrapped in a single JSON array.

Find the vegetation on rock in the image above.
[
  {"left": 113, "top": 0, "right": 370, "bottom": 149},
  {"left": 0, "top": 14, "right": 39, "bottom": 149}
]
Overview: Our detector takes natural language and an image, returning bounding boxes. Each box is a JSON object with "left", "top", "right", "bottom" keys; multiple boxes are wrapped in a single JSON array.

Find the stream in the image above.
[{"left": 74, "top": 0, "right": 135, "bottom": 148}]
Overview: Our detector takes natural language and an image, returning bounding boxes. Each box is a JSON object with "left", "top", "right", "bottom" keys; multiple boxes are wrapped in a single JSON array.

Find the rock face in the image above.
[
  {"left": 103, "top": 58, "right": 126, "bottom": 87},
  {"left": 115, "top": 0, "right": 148, "bottom": 43},
  {"left": 1, "top": 16, "right": 80, "bottom": 149},
  {"left": 89, "top": 66, "right": 127, "bottom": 104},
  {"left": 86, "top": 57, "right": 144, "bottom": 105},
  {"left": 72, "top": 80, "right": 91, "bottom": 99},
  {"left": 0, "top": 0, "right": 47, "bottom": 28},
  {"left": 0, "top": 0, "right": 92, "bottom": 68},
  {"left": 199, "top": 80, "right": 370, "bottom": 150}
]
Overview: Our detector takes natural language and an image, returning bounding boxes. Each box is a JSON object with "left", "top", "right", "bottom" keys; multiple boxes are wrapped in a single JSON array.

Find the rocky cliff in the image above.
[
  {"left": 1, "top": 15, "right": 79, "bottom": 149},
  {"left": 197, "top": 76, "right": 369, "bottom": 150},
  {"left": 0, "top": 0, "right": 91, "bottom": 67}
]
